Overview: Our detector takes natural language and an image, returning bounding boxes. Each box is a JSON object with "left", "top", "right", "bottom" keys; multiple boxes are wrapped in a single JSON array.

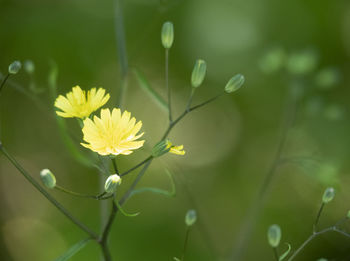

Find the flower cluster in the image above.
[{"left": 55, "top": 86, "right": 185, "bottom": 157}]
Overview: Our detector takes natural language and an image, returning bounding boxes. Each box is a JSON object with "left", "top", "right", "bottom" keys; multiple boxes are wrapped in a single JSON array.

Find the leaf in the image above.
[
  {"left": 54, "top": 237, "right": 92, "bottom": 261},
  {"left": 132, "top": 68, "right": 168, "bottom": 111},
  {"left": 279, "top": 243, "right": 292, "bottom": 261},
  {"left": 115, "top": 199, "right": 140, "bottom": 217},
  {"left": 130, "top": 169, "right": 176, "bottom": 198}
]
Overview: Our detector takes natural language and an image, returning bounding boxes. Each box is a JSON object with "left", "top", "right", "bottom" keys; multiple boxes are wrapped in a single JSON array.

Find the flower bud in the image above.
[
  {"left": 152, "top": 139, "right": 171, "bottom": 157},
  {"left": 185, "top": 209, "right": 197, "bottom": 226},
  {"left": 104, "top": 174, "right": 121, "bottom": 193},
  {"left": 40, "top": 169, "right": 56, "bottom": 189},
  {"left": 24, "top": 60, "right": 35, "bottom": 74},
  {"left": 224, "top": 74, "right": 245, "bottom": 93},
  {"left": 347, "top": 210, "right": 350, "bottom": 219},
  {"left": 267, "top": 224, "right": 281, "bottom": 248},
  {"left": 161, "top": 21, "right": 174, "bottom": 49},
  {"left": 191, "top": 59, "right": 207, "bottom": 88},
  {"left": 322, "top": 187, "right": 335, "bottom": 204},
  {"left": 8, "top": 61, "right": 22, "bottom": 75}
]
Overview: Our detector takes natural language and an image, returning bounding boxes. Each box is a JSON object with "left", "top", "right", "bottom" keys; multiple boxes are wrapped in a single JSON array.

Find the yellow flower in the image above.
[
  {"left": 55, "top": 86, "right": 110, "bottom": 119},
  {"left": 81, "top": 108, "right": 145, "bottom": 156},
  {"left": 166, "top": 140, "right": 185, "bottom": 155}
]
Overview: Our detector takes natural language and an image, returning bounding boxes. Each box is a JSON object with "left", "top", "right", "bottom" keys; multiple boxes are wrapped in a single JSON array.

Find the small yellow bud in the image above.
[
  {"left": 104, "top": 174, "right": 122, "bottom": 193},
  {"left": 225, "top": 74, "right": 245, "bottom": 93},
  {"left": 322, "top": 187, "right": 335, "bottom": 204},
  {"left": 40, "top": 169, "right": 56, "bottom": 189},
  {"left": 191, "top": 59, "right": 207, "bottom": 88},
  {"left": 267, "top": 224, "right": 281, "bottom": 248},
  {"left": 8, "top": 61, "right": 22, "bottom": 75},
  {"left": 185, "top": 209, "right": 197, "bottom": 226},
  {"left": 161, "top": 21, "right": 174, "bottom": 49}
]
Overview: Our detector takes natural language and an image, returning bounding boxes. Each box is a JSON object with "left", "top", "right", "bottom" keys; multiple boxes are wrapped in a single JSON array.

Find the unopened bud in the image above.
[
  {"left": 24, "top": 60, "right": 35, "bottom": 74},
  {"left": 267, "top": 224, "right": 281, "bottom": 248},
  {"left": 185, "top": 209, "right": 197, "bottom": 226},
  {"left": 191, "top": 59, "right": 207, "bottom": 88},
  {"left": 161, "top": 21, "right": 174, "bottom": 49},
  {"left": 347, "top": 210, "right": 350, "bottom": 219},
  {"left": 40, "top": 169, "right": 56, "bottom": 189},
  {"left": 224, "top": 74, "right": 245, "bottom": 93},
  {"left": 8, "top": 61, "right": 22, "bottom": 75},
  {"left": 322, "top": 187, "right": 335, "bottom": 204},
  {"left": 152, "top": 139, "right": 171, "bottom": 158},
  {"left": 104, "top": 174, "right": 121, "bottom": 193}
]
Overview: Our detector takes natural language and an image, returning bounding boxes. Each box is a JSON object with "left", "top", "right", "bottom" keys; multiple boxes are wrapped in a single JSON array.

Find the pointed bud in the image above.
[
  {"left": 8, "top": 61, "right": 22, "bottom": 75},
  {"left": 322, "top": 187, "right": 335, "bottom": 204},
  {"left": 24, "top": 60, "right": 35, "bottom": 74},
  {"left": 185, "top": 209, "right": 197, "bottom": 226},
  {"left": 161, "top": 21, "right": 174, "bottom": 49},
  {"left": 40, "top": 169, "right": 56, "bottom": 189},
  {"left": 224, "top": 74, "right": 245, "bottom": 93},
  {"left": 267, "top": 224, "right": 281, "bottom": 248},
  {"left": 191, "top": 59, "right": 207, "bottom": 88},
  {"left": 104, "top": 174, "right": 122, "bottom": 193},
  {"left": 152, "top": 139, "right": 171, "bottom": 158}
]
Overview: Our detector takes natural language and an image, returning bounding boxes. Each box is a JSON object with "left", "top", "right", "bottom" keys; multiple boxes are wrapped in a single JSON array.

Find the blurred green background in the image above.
[{"left": 1, "top": 0, "right": 350, "bottom": 260}]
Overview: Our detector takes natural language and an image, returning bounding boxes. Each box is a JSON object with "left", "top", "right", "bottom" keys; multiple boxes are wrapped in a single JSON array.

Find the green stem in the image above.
[
  {"left": 120, "top": 156, "right": 153, "bottom": 177},
  {"left": 273, "top": 247, "right": 279, "bottom": 261},
  {"left": 115, "top": 0, "right": 129, "bottom": 109},
  {"left": 231, "top": 86, "right": 298, "bottom": 260},
  {"left": 55, "top": 185, "right": 106, "bottom": 199},
  {"left": 0, "top": 73, "right": 10, "bottom": 94},
  {"left": 112, "top": 158, "right": 119, "bottom": 175},
  {"left": 181, "top": 227, "right": 191, "bottom": 261},
  {"left": 0, "top": 144, "right": 98, "bottom": 240},
  {"left": 165, "top": 48, "right": 172, "bottom": 123},
  {"left": 313, "top": 203, "right": 325, "bottom": 233}
]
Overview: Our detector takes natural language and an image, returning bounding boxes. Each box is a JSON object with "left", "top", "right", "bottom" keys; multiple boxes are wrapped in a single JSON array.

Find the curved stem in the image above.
[
  {"left": 0, "top": 144, "right": 99, "bottom": 240},
  {"left": 55, "top": 185, "right": 106, "bottom": 199}
]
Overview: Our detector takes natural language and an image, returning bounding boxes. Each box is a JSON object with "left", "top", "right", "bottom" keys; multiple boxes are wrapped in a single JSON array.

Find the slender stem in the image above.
[
  {"left": 181, "top": 227, "right": 191, "bottom": 261},
  {"left": 100, "top": 199, "right": 118, "bottom": 261},
  {"left": 189, "top": 92, "right": 224, "bottom": 112},
  {"left": 165, "top": 48, "right": 172, "bottom": 123},
  {"left": 186, "top": 88, "right": 195, "bottom": 112},
  {"left": 120, "top": 156, "right": 153, "bottom": 177},
  {"left": 115, "top": 0, "right": 129, "bottom": 109},
  {"left": 231, "top": 87, "right": 298, "bottom": 260},
  {"left": 313, "top": 203, "right": 325, "bottom": 233},
  {"left": 112, "top": 158, "right": 119, "bottom": 175},
  {"left": 0, "top": 73, "right": 10, "bottom": 94},
  {"left": 0, "top": 144, "right": 98, "bottom": 240},
  {"left": 55, "top": 185, "right": 106, "bottom": 199},
  {"left": 273, "top": 247, "right": 279, "bottom": 261}
]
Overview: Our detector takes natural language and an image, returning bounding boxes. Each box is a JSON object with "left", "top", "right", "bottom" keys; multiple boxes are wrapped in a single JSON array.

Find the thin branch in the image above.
[
  {"left": 0, "top": 144, "right": 98, "bottom": 240},
  {"left": 55, "top": 185, "right": 106, "bottom": 200},
  {"left": 313, "top": 202, "right": 325, "bottom": 233},
  {"left": 0, "top": 73, "right": 10, "bottom": 94},
  {"left": 120, "top": 156, "right": 152, "bottom": 177},
  {"left": 165, "top": 48, "right": 172, "bottom": 122}
]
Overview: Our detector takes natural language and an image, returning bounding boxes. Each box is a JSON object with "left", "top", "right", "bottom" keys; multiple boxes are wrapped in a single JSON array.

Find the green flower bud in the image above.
[
  {"left": 267, "top": 224, "right": 281, "bottom": 248},
  {"left": 24, "top": 60, "right": 35, "bottom": 74},
  {"left": 152, "top": 139, "right": 171, "bottom": 158},
  {"left": 8, "top": 61, "right": 22, "bottom": 75},
  {"left": 258, "top": 47, "right": 286, "bottom": 74},
  {"left": 191, "top": 59, "right": 207, "bottom": 88},
  {"left": 224, "top": 74, "right": 245, "bottom": 93},
  {"left": 185, "top": 209, "right": 197, "bottom": 226},
  {"left": 104, "top": 174, "right": 121, "bottom": 193},
  {"left": 40, "top": 169, "right": 56, "bottom": 189},
  {"left": 347, "top": 210, "right": 350, "bottom": 219},
  {"left": 322, "top": 187, "right": 335, "bottom": 204},
  {"left": 161, "top": 21, "right": 174, "bottom": 49}
]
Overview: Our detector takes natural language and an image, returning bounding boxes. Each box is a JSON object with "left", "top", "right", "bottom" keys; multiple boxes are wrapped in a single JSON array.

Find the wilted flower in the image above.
[
  {"left": 81, "top": 108, "right": 144, "bottom": 156},
  {"left": 55, "top": 86, "right": 110, "bottom": 119}
]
